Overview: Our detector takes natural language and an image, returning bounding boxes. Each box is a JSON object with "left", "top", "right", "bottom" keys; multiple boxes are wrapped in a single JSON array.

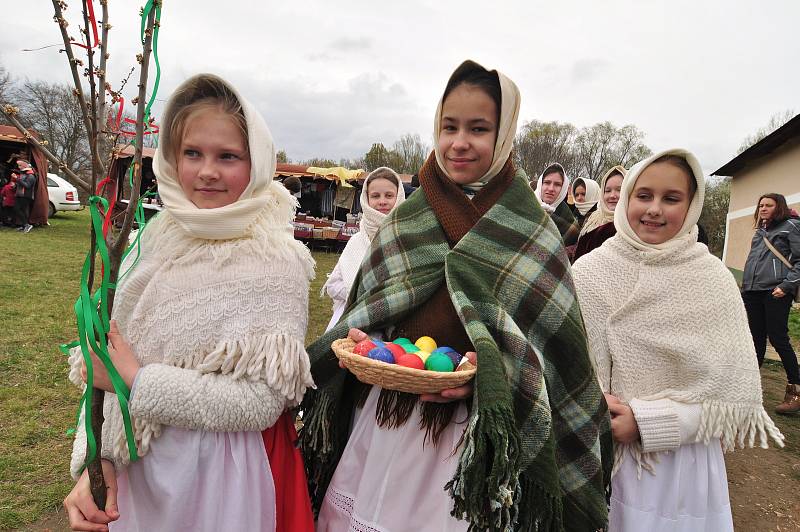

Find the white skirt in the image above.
[
  {"left": 317, "top": 386, "right": 470, "bottom": 532},
  {"left": 609, "top": 440, "right": 733, "bottom": 532},
  {"left": 111, "top": 427, "right": 276, "bottom": 532}
]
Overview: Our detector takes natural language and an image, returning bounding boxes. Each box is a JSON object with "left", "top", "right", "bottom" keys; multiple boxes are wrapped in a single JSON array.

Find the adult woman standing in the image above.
[
  {"left": 322, "top": 167, "right": 406, "bottom": 330},
  {"left": 573, "top": 165, "right": 625, "bottom": 261},
  {"left": 742, "top": 193, "right": 800, "bottom": 413}
]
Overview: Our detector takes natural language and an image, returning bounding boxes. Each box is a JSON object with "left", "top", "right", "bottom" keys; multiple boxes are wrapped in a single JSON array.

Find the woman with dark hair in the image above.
[{"left": 742, "top": 192, "right": 800, "bottom": 413}]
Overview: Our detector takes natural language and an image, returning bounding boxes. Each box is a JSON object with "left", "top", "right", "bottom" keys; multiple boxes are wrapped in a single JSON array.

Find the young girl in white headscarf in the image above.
[
  {"left": 572, "top": 148, "right": 783, "bottom": 532},
  {"left": 322, "top": 167, "right": 405, "bottom": 331},
  {"left": 571, "top": 176, "right": 601, "bottom": 227},
  {"left": 63, "top": 74, "right": 315, "bottom": 532},
  {"left": 534, "top": 162, "right": 579, "bottom": 247},
  {"left": 574, "top": 165, "right": 626, "bottom": 261},
  {"left": 303, "top": 60, "right": 610, "bottom": 532}
]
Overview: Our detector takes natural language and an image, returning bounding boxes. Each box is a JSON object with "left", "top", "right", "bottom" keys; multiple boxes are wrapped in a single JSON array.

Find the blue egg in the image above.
[
  {"left": 444, "top": 351, "right": 463, "bottom": 367},
  {"left": 433, "top": 346, "right": 456, "bottom": 354},
  {"left": 371, "top": 338, "right": 386, "bottom": 347},
  {"left": 368, "top": 347, "right": 395, "bottom": 364}
]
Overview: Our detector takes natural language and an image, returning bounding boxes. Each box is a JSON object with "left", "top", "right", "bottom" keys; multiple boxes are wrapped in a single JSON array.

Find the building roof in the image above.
[
  {"left": 114, "top": 144, "right": 157, "bottom": 159},
  {"left": 274, "top": 163, "right": 412, "bottom": 184},
  {"left": 713, "top": 113, "right": 800, "bottom": 176},
  {"left": 0, "top": 124, "right": 38, "bottom": 144}
]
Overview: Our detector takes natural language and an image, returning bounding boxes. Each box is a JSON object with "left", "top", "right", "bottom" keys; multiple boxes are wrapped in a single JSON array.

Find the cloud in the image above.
[
  {"left": 570, "top": 58, "right": 610, "bottom": 85},
  {"left": 329, "top": 37, "right": 373, "bottom": 52},
  {"left": 242, "top": 71, "right": 430, "bottom": 162}
]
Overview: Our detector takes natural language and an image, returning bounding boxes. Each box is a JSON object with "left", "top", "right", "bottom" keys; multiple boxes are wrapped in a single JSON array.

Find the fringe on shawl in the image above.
[
  {"left": 612, "top": 400, "right": 785, "bottom": 480},
  {"left": 67, "top": 333, "right": 314, "bottom": 468},
  {"left": 444, "top": 404, "right": 524, "bottom": 532}
]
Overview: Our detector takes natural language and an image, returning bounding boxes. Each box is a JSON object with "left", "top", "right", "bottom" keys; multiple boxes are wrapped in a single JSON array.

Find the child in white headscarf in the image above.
[
  {"left": 63, "top": 74, "right": 315, "bottom": 532},
  {"left": 571, "top": 176, "right": 601, "bottom": 227},
  {"left": 534, "top": 162, "right": 579, "bottom": 247},
  {"left": 322, "top": 167, "right": 405, "bottom": 330},
  {"left": 573, "top": 148, "right": 783, "bottom": 532}
]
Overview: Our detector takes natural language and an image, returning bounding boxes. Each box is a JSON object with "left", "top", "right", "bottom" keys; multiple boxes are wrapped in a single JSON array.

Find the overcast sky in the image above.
[{"left": 5, "top": 1, "right": 799, "bottom": 175}]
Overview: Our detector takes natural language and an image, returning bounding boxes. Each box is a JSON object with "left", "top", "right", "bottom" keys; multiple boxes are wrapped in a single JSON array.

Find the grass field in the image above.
[{"left": 1, "top": 210, "right": 800, "bottom": 529}]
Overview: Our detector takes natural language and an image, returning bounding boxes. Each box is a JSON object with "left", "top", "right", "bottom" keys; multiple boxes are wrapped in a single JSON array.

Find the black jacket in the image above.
[
  {"left": 14, "top": 171, "right": 36, "bottom": 200},
  {"left": 742, "top": 216, "right": 800, "bottom": 295}
]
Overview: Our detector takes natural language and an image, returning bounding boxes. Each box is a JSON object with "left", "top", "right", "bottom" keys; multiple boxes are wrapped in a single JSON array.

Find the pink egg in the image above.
[
  {"left": 384, "top": 343, "right": 406, "bottom": 359},
  {"left": 353, "top": 340, "right": 377, "bottom": 356}
]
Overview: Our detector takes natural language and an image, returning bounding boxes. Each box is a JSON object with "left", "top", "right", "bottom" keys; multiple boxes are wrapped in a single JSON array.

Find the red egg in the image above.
[
  {"left": 384, "top": 343, "right": 406, "bottom": 359},
  {"left": 397, "top": 353, "right": 426, "bottom": 370},
  {"left": 353, "top": 340, "right": 377, "bottom": 356}
]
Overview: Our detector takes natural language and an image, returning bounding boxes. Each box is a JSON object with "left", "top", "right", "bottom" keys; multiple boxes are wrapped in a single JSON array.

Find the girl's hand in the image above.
[
  {"left": 80, "top": 320, "right": 140, "bottom": 392},
  {"left": 63, "top": 459, "right": 119, "bottom": 531},
  {"left": 605, "top": 394, "right": 640, "bottom": 444},
  {"left": 772, "top": 287, "right": 786, "bottom": 298},
  {"left": 420, "top": 351, "right": 477, "bottom": 403}
]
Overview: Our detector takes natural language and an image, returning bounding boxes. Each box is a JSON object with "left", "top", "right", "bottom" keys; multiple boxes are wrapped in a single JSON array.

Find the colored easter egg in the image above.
[
  {"left": 425, "top": 353, "right": 455, "bottom": 372},
  {"left": 353, "top": 340, "right": 377, "bottom": 356},
  {"left": 393, "top": 337, "right": 413, "bottom": 345},
  {"left": 433, "top": 346, "right": 455, "bottom": 354},
  {"left": 415, "top": 336, "right": 437, "bottom": 352},
  {"left": 402, "top": 343, "right": 420, "bottom": 353},
  {"left": 371, "top": 338, "right": 386, "bottom": 347},
  {"left": 384, "top": 343, "right": 406, "bottom": 359},
  {"left": 444, "top": 351, "right": 463, "bottom": 367},
  {"left": 368, "top": 347, "right": 395, "bottom": 364},
  {"left": 415, "top": 350, "right": 431, "bottom": 363},
  {"left": 397, "top": 353, "right": 425, "bottom": 370}
]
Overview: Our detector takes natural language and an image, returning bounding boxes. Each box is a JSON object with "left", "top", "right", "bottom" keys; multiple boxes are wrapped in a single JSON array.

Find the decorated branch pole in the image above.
[{"left": 46, "top": 0, "right": 163, "bottom": 509}]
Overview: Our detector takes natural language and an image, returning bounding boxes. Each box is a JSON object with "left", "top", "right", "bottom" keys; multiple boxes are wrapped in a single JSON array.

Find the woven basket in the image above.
[{"left": 332, "top": 338, "right": 476, "bottom": 394}]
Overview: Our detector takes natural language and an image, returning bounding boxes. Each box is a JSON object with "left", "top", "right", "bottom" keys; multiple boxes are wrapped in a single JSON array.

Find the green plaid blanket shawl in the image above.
[
  {"left": 300, "top": 172, "right": 611, "bottom": 531},
  {"left": 551, "top": 201, "right": 580, "bottom": 247}
]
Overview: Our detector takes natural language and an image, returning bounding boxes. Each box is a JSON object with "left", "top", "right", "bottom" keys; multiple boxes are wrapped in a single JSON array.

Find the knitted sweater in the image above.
[
  {"left": 68, "top": 201, "right": 315, "bottom": 479},
  {"left": 573, "top": 233, "right": 783, "bottom": 472}
]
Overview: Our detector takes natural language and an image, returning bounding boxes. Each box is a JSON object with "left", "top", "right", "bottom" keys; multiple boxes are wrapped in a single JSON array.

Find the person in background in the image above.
[
  {"left": 573, "top": 165, "right": 626, "bottom": 261},
  {"left": 571, "top": 177, "right": 601, "bottom": 228},
  {"left": 1, "top": 172, "right": 18, "bottom": 226},
  {"left": 741, "top": 192, "right": 800, "bottom": 413},
  {"left": 533, "top": 162, "right": 579, "bottom": 248},
  {"left": 14, "top": 160, "right": 36, "bottom": 233}
]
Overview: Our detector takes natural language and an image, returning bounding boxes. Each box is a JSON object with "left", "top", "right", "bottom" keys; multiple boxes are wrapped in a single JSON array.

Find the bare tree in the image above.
[
  {"left": 392, "top": 133, "right": 429, "bottom": 174},
  {"left": 514, "top": 120, "right": 579, "bottom": 179},
  {"left": 363, "top": 142, "right": 403, "bottom": 172},
  {"left": 698, "top": 177, "right": 731, "bottom": 257},
  {"left": 14, "top": 80, "right": 92, "bottom": 178},
  {"left": 738, "top": 109, "right": 796, "bottom": 153},
  {"left": 574, "top": 122, "right": 651, "bottom": 182},
  {"left": 276, "top": 149, "right": 289, "bottom": 163}
]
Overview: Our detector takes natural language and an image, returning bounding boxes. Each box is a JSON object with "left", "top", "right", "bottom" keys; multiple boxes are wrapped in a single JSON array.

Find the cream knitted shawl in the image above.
[
  {"left": 68, "top": 74, "right": 315, "bottom": 476},
  {"left": 573, "top": 148, "right": 783, "bottom": 474}
]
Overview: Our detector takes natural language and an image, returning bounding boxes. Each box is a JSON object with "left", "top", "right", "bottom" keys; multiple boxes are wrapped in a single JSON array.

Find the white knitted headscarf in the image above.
[
  {"left": 153, "top": 73, "right": 279, "bottom": 240},
  {"left": 534, "top": 163, "right": 570, "bottom": 213},
  {"left": 358, "top": 167, "right": 406, "bottom": 241},
  {"left": 433, "top": 60, "right": 520, "bottom": 192},
  {"left": 572, "top": 177, "right": 601, "bottom": 216},
  {"left": 614, "top": 148, "right": 704, "bottom": 252},
  {"left": 580, "top": 165, "right": 626, "bottom": 237}
]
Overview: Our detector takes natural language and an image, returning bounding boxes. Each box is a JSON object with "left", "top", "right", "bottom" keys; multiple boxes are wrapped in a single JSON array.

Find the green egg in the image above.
[
  {"left": 402, "top": 344, "right": 420, "bottom": 353},
  {"left": 425, "top": 353, "right": 455, "bottom": 372},
  {"left": 394, "top": 337, "right": 413, "bottom": 345}
]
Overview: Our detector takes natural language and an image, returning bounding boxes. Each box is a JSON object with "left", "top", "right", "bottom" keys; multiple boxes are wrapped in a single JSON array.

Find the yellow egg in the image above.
[
  {"left": 415, "top": 350, "right": 431, "bottom": 363},
  {"left": 415, "top": 336, "right": 437, "bottom": 352}
]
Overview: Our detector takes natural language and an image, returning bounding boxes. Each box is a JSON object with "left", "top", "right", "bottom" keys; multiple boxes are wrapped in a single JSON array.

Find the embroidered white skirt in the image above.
[
  {"left": 609, "top": 440, "right": 733, "bottom": 532},
  {"left": 317, "top": 386, "right": 470, "bottom": 532},
  {"left": 111, "top": 427, "right": 276, "bottom": 532}
]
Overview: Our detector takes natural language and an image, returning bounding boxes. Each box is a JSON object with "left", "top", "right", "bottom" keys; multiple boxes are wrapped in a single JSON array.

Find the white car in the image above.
[{"left": 46, "top": 172, "right": 81, "bottom": 217}]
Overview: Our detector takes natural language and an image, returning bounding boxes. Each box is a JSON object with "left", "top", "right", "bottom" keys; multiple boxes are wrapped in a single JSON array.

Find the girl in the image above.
[
  {"left": 742, "top": 193, "right": 800, "bottom": 413},
  {"left": 322, "top": 167, "right": 406, "bottom": 331},
  {"left": 573, "top": 165, "right": 625, "bottom": 261},
  {"left": 63, "top": 74, "right": 315, "bottom": 532},
  {"left": 534, "top": 162, "right": 580, "bottom": 247},
  {"left": 301, "top": 60, "right": 610, "bottom": 532},
  {"left": 571, "top": 176, "right": 601, "bottom": 227},
  {"left": 572, "top": 149, "right": 784, "bottom": 532}
]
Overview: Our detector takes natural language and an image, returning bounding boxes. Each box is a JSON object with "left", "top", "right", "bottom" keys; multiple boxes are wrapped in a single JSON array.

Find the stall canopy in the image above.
[{"left": 0, "top": 124, "right": 50, "bottom": 225}]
